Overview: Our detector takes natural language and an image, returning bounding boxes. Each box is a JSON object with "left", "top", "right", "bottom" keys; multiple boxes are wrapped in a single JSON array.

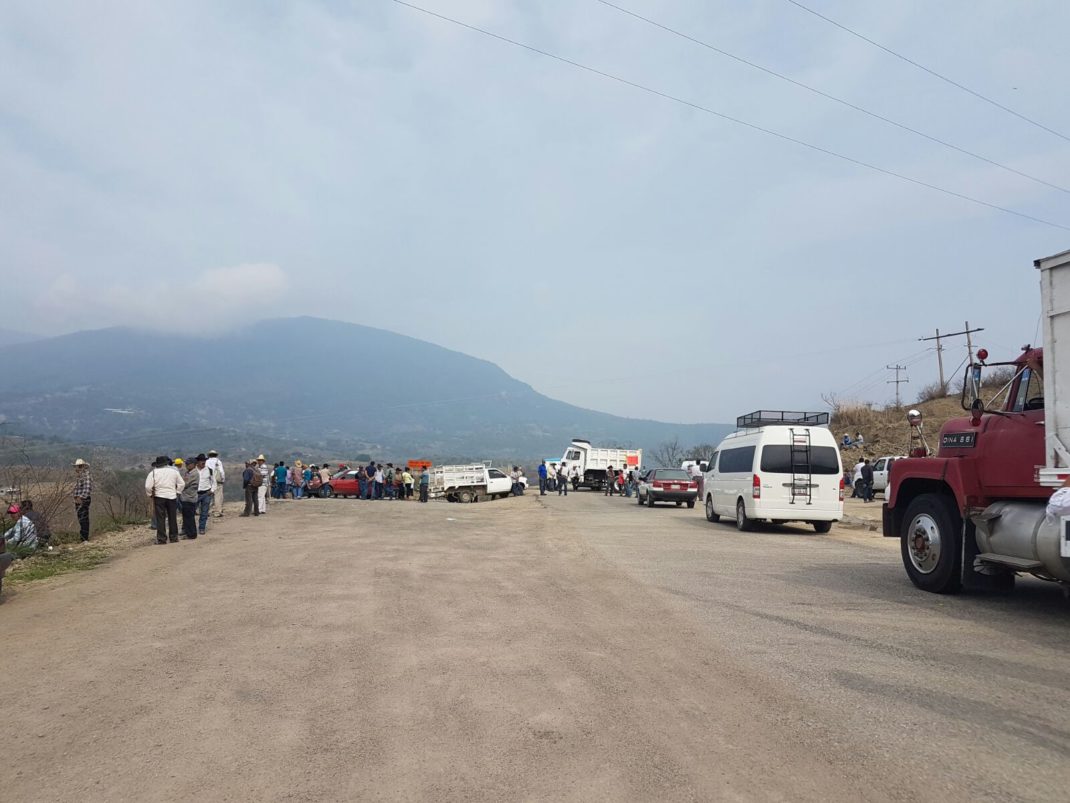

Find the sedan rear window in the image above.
[
  {"left": 655, "top": 469, "right": 690, "bottom": 480},
  {"left": 759, "top": 445, "right": 840, "bottom": 475}
]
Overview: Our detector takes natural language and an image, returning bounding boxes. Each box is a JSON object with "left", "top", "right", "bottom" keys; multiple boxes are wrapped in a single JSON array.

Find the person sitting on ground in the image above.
[
  {"left": 3, "top": 504, "right": 38, "bottom": 556},
  {"left": 855, "top": 432, "right": 865, "bottom": 449},
  {"left": 842, "top": 433, "right": 853, "bottom": 449},
  {"left": 19, "top": 500, "right": 52, "bottom": 551}
]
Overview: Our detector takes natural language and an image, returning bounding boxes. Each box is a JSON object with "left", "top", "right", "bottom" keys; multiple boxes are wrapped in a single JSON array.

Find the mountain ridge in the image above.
[{"left": 0, "top": 317, "right": 732, "bottom": 459}]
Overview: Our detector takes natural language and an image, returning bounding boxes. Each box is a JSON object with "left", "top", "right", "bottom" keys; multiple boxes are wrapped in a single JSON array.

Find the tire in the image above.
[
  {"left": 322, "top": 485, "right": 333, "bottom": 499},
  {"left": 812, "top": 521, "right": 832, "bottom": 534},
  {"left": 900, "top": 493, "right": 962, "bottom": 594},
  {"left": 705, "top": 495, "right": 720, "bottom": 522},
  {"left": 457, "top": 489, "right": 474, "bottom": 504},
  {"left": 686, "top": 500, "right": 695, "bottom": 509},
  {"left": 647, "top": 493, "right": 655, "bottom": 508},
  {"left": 736, "top": 499, "right": 753, "bottom": 532},
  {"left": 636, "top": 491, "right": 643, "bottom": 505}
]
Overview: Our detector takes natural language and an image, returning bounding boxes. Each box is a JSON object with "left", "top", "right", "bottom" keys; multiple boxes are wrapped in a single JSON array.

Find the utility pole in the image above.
[
  {"left": 919, "top": 323, "right": 984, "bottom": 393},
  {"left": 887, "top": 364, "right": 909, "bottom": 408}
]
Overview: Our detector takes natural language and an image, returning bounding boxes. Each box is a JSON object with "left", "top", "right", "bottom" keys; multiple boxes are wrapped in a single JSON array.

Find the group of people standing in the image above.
[
  {"left": 849, "top": 458, "right": 876, "bottom": 502},
  {"left": 146, "top": 451, "right": 225, "bottom": 543},
  {"left": 536, "top": 461, "right": 573, "bottom": 496}
]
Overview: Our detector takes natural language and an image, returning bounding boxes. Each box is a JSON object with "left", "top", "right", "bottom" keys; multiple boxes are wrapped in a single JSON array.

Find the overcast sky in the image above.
[{"left": 2, "top": 0, "right": 1069, "bottom": 424}]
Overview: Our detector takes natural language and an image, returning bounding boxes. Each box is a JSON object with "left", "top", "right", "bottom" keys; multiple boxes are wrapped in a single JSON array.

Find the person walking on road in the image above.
[
  {"left": 178, "top": 459, "right": 199, "bottom": 538},
  {"left": 861, "top": 459, "right": 875, "bottom": 503},
  {"left": 206, "top": 450, "right": 225, "bottom": 517},
  {"left": 145, "top": 456, "right": 184, "bottom": 544},
  {"left": 241, "top": 461, "right": 260, "bottom": 516},
  {"left": 419, "top": 466, "right": 430, "bottom": 502},
  {"left": 72, "top": 458, "right": 92, "bottom": 542},
  {"left": 538, "top": 461, "right": 548, "bottom": 495}
]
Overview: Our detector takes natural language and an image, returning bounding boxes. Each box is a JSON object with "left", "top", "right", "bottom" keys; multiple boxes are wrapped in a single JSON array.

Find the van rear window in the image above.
[
  {"left": 718, "top": 446, "right": 756, "bottom": 474},
  {"left": 759, "top": 445, "right": 840, "bottom": 475}
]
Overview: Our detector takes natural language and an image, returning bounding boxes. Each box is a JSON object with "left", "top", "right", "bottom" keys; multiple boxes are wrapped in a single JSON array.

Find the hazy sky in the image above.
[{"left": 2, "top": 0, "right": 1069, "bottom": 424}]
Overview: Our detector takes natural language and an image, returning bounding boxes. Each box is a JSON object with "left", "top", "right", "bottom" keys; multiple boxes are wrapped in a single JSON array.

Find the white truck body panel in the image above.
[
  {"left": 1036, "top": 249, "right": 1070, "bottom": 486},
  {"left": 429, "top": 463, "right": 512, "bottom": 498}
]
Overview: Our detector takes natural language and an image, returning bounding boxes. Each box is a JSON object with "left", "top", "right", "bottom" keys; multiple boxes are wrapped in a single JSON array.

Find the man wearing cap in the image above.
[
  {"left": 73, "top": 458, "right": 92, "bottom": 542},
  {"left": 178, "top": 459, "right": 199, "bottom": 538},
  {"left": 145, "top": 456, "right": 185, "bottom": 544},
  {"left": 256, "top": 455, "right": 270, "bottom": 514},
  {"left": 206, "top": 450, "right": 226, "bottom": 518},
  {"left": 195, "top": 454, "right": 216, "bottom": 535},
  {"left": 3, "top": 504, "right": 38, "bottom": 553}
]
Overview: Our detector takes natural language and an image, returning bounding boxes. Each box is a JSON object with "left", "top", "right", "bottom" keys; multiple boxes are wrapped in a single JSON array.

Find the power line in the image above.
[
  {"left": 596, "top": 0, "right": 1070, "bottom": 195},
  {"left": 390, "top": 1, "right": 1070, "bottom": 232},
  {"left": 886, "top": 364, "right": 909, "bottom": 407},
  {"left": 782, "top": 0, "right": 1070, "bottom": 143}
]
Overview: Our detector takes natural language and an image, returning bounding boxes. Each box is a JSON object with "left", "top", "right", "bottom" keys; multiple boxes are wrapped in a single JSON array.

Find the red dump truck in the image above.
[{"left": 883, "top": 248, "right": 1070, "bottom": 594}]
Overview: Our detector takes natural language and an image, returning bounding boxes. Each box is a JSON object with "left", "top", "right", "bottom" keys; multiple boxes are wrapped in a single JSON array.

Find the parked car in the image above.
[
  {"left": 636, "top": 468, "right": 698, "bottom": 508},
  {"left": 703, "top": 412, "right": 844, "bottom": 533},
  {"left": 329, "top": 469, "right": 362, "bottom": 498},
  {"left": 871, "top": 455, "right": 906, "bottom": 496}
]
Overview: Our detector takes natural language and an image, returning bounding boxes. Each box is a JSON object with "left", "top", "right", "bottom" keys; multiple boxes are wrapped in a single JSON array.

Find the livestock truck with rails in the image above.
[
  {"left": 883, "top": 248, "right": 1070, "bottom": 595},
  {"left": 560, "top": 439, "right": 642, "bottom": 491}
]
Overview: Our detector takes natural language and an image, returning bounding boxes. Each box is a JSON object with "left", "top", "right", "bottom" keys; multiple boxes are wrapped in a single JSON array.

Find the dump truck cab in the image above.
[{"left": 884, "top": 248, "right": 1070, "bottom": 595}]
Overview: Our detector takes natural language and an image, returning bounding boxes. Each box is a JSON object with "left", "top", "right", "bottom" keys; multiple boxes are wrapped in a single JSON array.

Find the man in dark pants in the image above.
[
  {"left": 538, "top": 461, "right": 548, "bottom": 495},
  {"left": 145, "top": 456, "right": 184, "bottom": 544},
  {"left": 419, "top": 466, "right": 430, "bottom": 502},
  {"left": 241, "top": 461, "right": 260, "bottom": 516},
  {"left": 73, "top": 458, "right": 92, "bottom": 542},
  {"left": 179, "top": 458, "right": 199, "bottom": 538},
  {"left": 861, "top": 459, "right": 875, "bottom": 503},
  {"left": 605, "top": 465, "right": 615, "bottom": 496}
]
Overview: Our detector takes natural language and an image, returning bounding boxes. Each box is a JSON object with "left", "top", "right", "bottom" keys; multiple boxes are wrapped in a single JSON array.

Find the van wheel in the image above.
[
  {"left": 901, "top": 494, "right": 962, "bottom": 594},
  {"left": 705, "top": 495, "right": 720, "bottom": 522},
  {"left": 812, "top": 521, "right": 832, "bottom": 534},
  {"left": 736, "top": 499, "right": 753, "bottom": 532}
]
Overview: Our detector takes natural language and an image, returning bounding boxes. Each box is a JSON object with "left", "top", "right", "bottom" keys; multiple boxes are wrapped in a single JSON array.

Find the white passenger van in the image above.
[{"left": 702, "top": 411, "right": 844, "bottom": 533}]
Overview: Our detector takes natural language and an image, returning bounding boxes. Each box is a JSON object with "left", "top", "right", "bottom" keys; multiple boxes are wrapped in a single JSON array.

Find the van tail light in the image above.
[
  {"left": 752, "top": 474, "right": 761, "bottom": 499},
  {"left": 839, "top": 477, "right": 845, "bottom": 502}
]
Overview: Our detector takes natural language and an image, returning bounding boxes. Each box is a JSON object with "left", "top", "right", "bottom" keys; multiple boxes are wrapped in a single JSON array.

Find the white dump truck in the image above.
[
  {"left": 430, "top": 463, "right": 514, "bottom": 503},
  {"left": 559, "top": 439, "right": 642, "bottom": 491}
]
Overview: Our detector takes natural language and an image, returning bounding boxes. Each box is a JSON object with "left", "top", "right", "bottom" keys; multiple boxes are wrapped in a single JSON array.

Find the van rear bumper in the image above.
[{"left": 753, "top": 503, "right": 841, "bottom": 522}]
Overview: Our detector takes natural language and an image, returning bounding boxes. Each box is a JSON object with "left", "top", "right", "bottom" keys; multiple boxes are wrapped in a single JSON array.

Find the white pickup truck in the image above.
[{"left": 430, "top": 463, "right": 514, "bottom": 503}]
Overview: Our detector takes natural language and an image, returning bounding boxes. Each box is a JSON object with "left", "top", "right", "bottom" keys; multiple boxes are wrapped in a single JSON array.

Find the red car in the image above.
[{"left": 327, "top": 469, "right": 361, "bottom": 498}]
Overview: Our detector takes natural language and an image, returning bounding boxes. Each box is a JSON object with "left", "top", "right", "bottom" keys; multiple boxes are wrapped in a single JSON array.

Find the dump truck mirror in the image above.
[{"left": 961, "top": 363, "right": 983, "bottom": 410}]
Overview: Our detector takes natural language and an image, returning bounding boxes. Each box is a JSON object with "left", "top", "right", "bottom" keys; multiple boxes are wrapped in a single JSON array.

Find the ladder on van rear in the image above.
[{"left": 789, "top": 428, "right": 813, "bottom": 505}]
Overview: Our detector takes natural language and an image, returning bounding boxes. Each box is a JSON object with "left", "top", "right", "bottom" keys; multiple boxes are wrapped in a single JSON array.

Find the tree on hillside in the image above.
[
  {"left": 686, "top": 443, "right": 718, "bottom": 463},
  {"left": 651, "top": 437, "right": 687, "bottom": 468}
]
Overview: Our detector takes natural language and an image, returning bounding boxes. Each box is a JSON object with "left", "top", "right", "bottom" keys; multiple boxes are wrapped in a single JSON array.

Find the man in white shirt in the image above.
[
  {"left": 145, "top": 456, "right": 185, "bottom": 544},
  {"left": 852, "top": 459, "right": 866, "bottom": 499},
  {"left": 206, "top": 450, "right": 226, "bottom": 518},
  {"left": 195, "top": 454, "right": 216, "bottom": 536},
  {"left": 257, "top": 455, "right": 270, "bottom": 514}
]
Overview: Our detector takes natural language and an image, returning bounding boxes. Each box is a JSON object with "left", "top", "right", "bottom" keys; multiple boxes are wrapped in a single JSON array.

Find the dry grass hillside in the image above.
[{"left": 830, "top": 395, "right": 966, "bottom": 460}]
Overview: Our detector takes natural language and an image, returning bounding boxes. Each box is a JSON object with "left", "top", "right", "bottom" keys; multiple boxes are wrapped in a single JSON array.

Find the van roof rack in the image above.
[{"left": 736, "top": 410, "right": 830, "bottom": 429}]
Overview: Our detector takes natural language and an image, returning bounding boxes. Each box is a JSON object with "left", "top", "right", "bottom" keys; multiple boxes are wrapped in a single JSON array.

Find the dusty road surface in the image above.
[{"left": 2, "top": 491, "right": 1069, "bottom": 801}]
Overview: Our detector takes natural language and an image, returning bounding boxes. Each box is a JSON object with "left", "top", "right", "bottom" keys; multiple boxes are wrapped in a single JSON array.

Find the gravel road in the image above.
[{"left": 1, "top": 491, "right": 1068, "bottom": 801}]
